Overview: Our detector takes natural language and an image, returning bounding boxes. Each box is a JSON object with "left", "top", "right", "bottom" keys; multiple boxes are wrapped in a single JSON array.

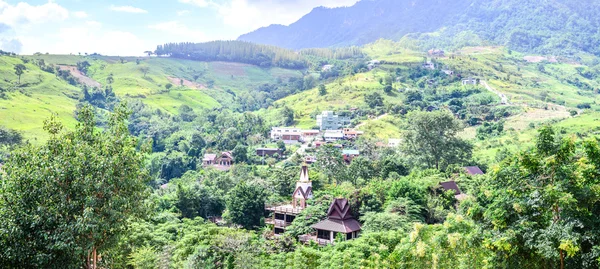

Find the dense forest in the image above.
[{"left": 154, "top": 41, "right": 307, "bottom": 69}]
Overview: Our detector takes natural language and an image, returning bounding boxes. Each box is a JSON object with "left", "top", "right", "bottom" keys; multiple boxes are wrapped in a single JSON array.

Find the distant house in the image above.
[
  {"left": 367, "top": 60, "right": 381, "bottom": 70},
  {"left": 305, "top": 156, "right": 317, "bottom": 164},
  {"left": 440, "top": 180, "right": 468, "bottom": 200},
  {"left": 301, "top": 130, "right": 320, "bottom": 141},
  {"left": 342, "top": 128, "right": 364, "bottom": 140},
  {"left": 422, "top": 62, "right": 435, "bottom": 70},
  {"left": 203, "top": 152, "right": 234, "bottom": 170},
  {"left": 442, "top": 69, "right": 454, "bottom": 76},
  {"left": 322, "top": 64, "right": 334, "bottom": 71},
  {"left": 342, "top": 149, "right": 360, "bottom": 163},
  {"left": 301, "top": 198, "right": 361, "bottom": 245},
  {"left": 202, "top": 154, "right": 217, "bottom": 166},
  {"left": 256, "top": 148, "right": 282, "bottom": 157},
  {"left": 464, "top": 166, "right": 484, "bottom": 175},
  {"left": 270, "top": 127, "right": 302, "bottom": 144},
  {"left": 324, "top": 130, "right": 345, "bottom": 142},
  {"left": 317, "top": 111, "right": 351, "bottom": 131},
  {"left": 388, "top": 139, "right": 402, "bottom": 148},
  {"left": 462, "top": 77, "right": 478, "bottom": 85},
  {"left": 428, "top": 49, "right": 445, "bottom": 57}
]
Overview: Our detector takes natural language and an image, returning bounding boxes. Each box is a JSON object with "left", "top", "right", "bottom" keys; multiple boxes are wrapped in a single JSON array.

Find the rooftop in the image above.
[
  {"left": 440, "top": 181, "right": 462, "bottom": 195},
  {"left": 342, "top": 150, "right": 360, "bottom": 155},
  {"left": 464, "top": 166, "right": 484, "bottom": 175}
]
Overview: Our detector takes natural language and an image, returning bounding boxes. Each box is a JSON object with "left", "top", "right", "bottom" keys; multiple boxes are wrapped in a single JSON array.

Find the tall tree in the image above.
[
  {"left": 0, "top": 104, "right": 150, "bottom": 268},
  {"left": 477, "top": 126, "right": 600, "bottom": 268},
  {"left": 226, "top": 181, "right": 265, "bottom": 229},
  {"left": 401, "top": 110, "right": 472, "bottom": 170},
  {"left": 14, "top": 64, "right": 25, "bottom": 84}
]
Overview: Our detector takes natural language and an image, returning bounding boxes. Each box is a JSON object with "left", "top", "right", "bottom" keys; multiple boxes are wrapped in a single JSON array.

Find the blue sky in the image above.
[{"left": 0, "top": 0, "right": 359, "bottom": 55}]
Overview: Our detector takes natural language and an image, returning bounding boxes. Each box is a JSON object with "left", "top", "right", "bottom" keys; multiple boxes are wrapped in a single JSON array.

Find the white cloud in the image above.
[
  {"left": 73, "top": 11, "right": 88, "bottom": 19},
  {"left": 177, "top": 10, "right": 190, "bottom": 16},
  {"left": 86, "top": 20, "right": 101, "bottom": 27},
  {"left": 21, "top": 26, "right": 149, "bottom": 56},
  {"left": 0, "top": 0, "right": 69, "bottom": 27},
  {"left": 180, "top": 0, "right": 359, "bottom": 31},
  {"left": 110, "top": 5, "right": 148, "bottom": 14},
  {"left": 178, "top": 0, "right": 211, "bottom": 7},
  {"left": 149, "top": 21, "right": 208, "bottom": 42}
]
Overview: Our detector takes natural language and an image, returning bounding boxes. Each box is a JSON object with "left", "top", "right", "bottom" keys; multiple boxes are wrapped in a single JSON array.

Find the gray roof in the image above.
[
  {"left": 464, "top": 166, "right": 484, "bottom": 175},
  {"left": 312, "top": 219, "right": 361, "bottom": 233},
  {"left": 203, "top": 154, "right": 217, "bottom": 161},
  {"left": 440, "top": 181, "right": 461, "bottom": 195}
]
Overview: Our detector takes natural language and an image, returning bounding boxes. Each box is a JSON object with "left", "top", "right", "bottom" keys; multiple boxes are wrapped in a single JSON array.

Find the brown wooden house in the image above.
[{"left": 301, "top": 198, "right": 361, "bottom": 245}]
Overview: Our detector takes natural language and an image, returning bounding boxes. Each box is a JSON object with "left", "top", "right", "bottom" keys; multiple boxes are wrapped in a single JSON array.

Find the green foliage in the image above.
[
  {"left": 156, "top": 41, "right": 307, "bottom": 69},
  {"left": 365, "top": 92, "right": 384, "bottom": 108},
  {"left": 402, "top": 110, "right": 472, "bottom": 170},
  {"left": 0, "top": 104, "right": 149, "bottom": 268},
  {"left": 226, "top": 181, "right": 266, "bottom": 229}
]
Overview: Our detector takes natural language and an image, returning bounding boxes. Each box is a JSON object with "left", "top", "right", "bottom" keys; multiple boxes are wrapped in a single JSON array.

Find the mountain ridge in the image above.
[{"left": 238, "top": 0, "right": 600, "bottom": 56}]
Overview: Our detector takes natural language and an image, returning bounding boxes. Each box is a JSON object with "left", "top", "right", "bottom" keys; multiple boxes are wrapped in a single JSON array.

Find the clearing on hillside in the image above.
[
  {"left": 58, "top": 65, "right": 102, "bottom": 88},
  {"left": 167, "top": 76, "right": 206, "bottom": 90}
]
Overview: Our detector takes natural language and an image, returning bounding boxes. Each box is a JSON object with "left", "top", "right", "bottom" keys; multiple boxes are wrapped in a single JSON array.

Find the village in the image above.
[{"left": 199, "top": 109, "right": 485, "bottom": 246}]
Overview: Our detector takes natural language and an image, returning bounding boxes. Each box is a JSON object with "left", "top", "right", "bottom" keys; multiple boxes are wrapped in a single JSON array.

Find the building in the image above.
[
  {"left": 388, "top": 139, "right": 402, "bottom": 148},
  {"left": 270, "top": 127, "right": 302, "bottom": 143},
  {"left": 256, "top": 148, "right": 282, "bottom": 157},
  {"left": 442, "top": 69, "right": 454, "bottom": 76},
  {"left": 305, "top": 156, "right": 317, "bottom": 164},
  {"left": 266, "top": 164, "right": 313, "bottom": 234},
  {"left": 203, "top": 152, "right": 234, "bottom": 170},
  {"left": 464, "top": 166, "right": 484, "bottom": 175},
  {"left": 316, "top": 111, "right": 350, "bottom": 131},
  {"left": 301, "top": 130, "right": 321, "bottom": 141},
  {"left": 324, "top": 130, "right": 345, "bottom": 142},
  {"left": 440, "top": 180, "right": 468, "bottom": 200},
  {"left": 367, "top": 60, "right": 381, "bottom": 70},
  {"left": 428, "top": 49, "right": 445, "bottom": 57},
  {"left": 422, "top": 62, "right": 435, "bottom": 70},
  {"left": 322, "top": 64, "right": 334, "bottom": 71},
  {"left": 342, "top": 149, "right": 360, "bottom": 163},
  {"left": 300, "top": 198, "right": 361, "bottom": 245},
  {"left": 343, "top": 128, "right": 364, "bottom": 140},
  {"left": 462, "top": 77, "right": 478, "bottom": 85}
]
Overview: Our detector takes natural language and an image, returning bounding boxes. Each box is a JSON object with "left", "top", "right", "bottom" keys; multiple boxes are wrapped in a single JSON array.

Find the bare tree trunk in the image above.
[{"left": 560, "top": 249, "right": 564, "bottom": 269}]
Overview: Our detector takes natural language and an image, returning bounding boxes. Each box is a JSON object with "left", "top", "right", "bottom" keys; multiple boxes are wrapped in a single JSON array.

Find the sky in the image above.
[{"left": 0, "top": 0, "right": 359, "bottom": 56}]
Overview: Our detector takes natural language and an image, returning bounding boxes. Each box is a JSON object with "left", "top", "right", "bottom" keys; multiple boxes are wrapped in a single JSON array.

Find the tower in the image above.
[{"left": 293, "top": 163, "right": 312, "bottom": 209}]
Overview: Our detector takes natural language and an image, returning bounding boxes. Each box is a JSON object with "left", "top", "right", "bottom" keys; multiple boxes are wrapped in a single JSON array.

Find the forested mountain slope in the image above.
[{"left": 239, "top": 0, "right": 600, "bottom": 56}]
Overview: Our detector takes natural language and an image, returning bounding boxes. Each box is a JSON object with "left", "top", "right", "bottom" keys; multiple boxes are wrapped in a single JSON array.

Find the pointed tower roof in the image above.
[
  {"left": 299, "top": 163, "right": 310, "bottom": 182},
  {"left": 326, "top": 198, "right": 352, "bottom": 220}
]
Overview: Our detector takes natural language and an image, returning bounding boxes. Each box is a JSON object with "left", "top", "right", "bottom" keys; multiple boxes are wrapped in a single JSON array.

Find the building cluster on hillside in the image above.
[
  {"left": 270, "top": 111, "right": 365, "bottom": 164},
  {"left": 264, "top": 164, "right": 486, "bottom": 245}
]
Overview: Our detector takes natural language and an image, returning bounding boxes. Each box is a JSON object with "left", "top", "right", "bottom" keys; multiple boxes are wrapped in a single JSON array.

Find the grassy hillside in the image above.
[{"left": 0, "top": 55, "right": 80, "bottom": 142}]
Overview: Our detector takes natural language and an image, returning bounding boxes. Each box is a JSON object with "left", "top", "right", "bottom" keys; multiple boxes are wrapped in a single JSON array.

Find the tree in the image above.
[
  {"left": 0, "top": 104, "right": 150, "bottom": 268},
  {"left": 401, "top": 110, "right": 472, "bottom": 170},
  {"left": 315, "top": 144, "right": 346, "bottom": 184},
  {"left": 176, "top": 183, "right": 225, "bottom": 219},
  {"left": 165, "top": 83, "right": 173, "bottom": 90},
  {"left": 476, "top": 126, "right": 600, "bottom": 268},
  {"left": 281, "top": 106, "right": 294, "bottom": 126},
  {"left": 106, "top": 75, "right": 114, "bottom": 85},
  {"left": 318, "top": 84, "right": 327, "bottom": 96},
  {"left": 384, "top": 84, "right": 393, "bottom": 94},
  {"left": 232, "top": 144, "right": 248, "bottom": 164},
  {"left": 365, "top": 92, "right": 384, "bottom": 108},
  {"left": 14, "top": 64, "right": 25, "bottom": 84},
  {"left": 143, "top": 51, "right": 153, "bottom": 57},
  {"left": 77, "top": 61, "right": 91, "bottom": 74},
  {"left": 226, "top": 181, "right": 265, "bottom": 229},
  {"left": 140, "top": 66, "right": 150, "bottom": 77}
]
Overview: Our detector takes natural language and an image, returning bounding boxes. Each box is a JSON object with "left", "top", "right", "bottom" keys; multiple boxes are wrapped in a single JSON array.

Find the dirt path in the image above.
[
  {"left": 481, "top": 81, "right": 509, "bottom": 105},
  {"left": 356, "top": 113, "right": 388, "bottom": 129},
  {"left": 167, "top": 77, "right": 206, "bottom": 90}
]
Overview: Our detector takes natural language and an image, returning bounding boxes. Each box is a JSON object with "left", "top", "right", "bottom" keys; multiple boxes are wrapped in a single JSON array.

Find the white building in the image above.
[
  {"left": 324, "top": 130, "right": 345, "bottom": 142},
  {"left": 388, "top": 139, "right": 402, "bottom": 148},
  {"left": 316, "top": 111, "right": 350, "bottom": 131}
]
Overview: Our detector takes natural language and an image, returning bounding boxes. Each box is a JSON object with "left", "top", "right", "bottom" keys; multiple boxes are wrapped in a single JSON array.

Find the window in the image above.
[
  {"left": 346, "top": 232, "right": 353, "bottom": 240},
  {"left": 317, "top": 229, "right": 330, "bottom": 240},
  {"left": 274, "top": 228, "right": 285, "bottom": 234},
  {"left": 275, "top": 213, "right": 285, "bottom": 220}
]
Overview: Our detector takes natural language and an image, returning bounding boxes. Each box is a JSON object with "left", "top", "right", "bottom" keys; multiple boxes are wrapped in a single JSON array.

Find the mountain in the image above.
[{"left": 238, "top": 0, "right": 600, "bottom": 56}]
